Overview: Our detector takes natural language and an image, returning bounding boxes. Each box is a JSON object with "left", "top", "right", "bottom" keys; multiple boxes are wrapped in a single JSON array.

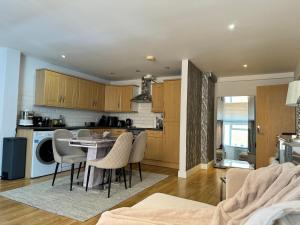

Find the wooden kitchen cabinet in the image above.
[
  {"left": 104, "top": 85, "right": 136, "bottom": 112},
  {"left": 163, "top": 80, "right": 181, "bottom": 122},
  {"left": 152, "top": 83, "right": 164, "bottom": 112},
  {"left": 120, "top": 86, "right": 134, "bottom": 112},
  {"left": 91, "top": 83, "right": 105, "bottom": 111},
  {"left": 35, "top": 69, "right": 78, "bottom": 108},
  {"left": 77, "top": 79, "right": 93, "bottom": 110},
  {"left": 162, "top": 122, "right": 180, "bottom": 164},
  {"left": 61, "top": 76, "right": 78, "bottom": 108},
  {"left": 144, "top": 130, "right": 163, "bottom": 161},
  {"left": 104, "top": 85, "right": 120, "bottom": 112}
]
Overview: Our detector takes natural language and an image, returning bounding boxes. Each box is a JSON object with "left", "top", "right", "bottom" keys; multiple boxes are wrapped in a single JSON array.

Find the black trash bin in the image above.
[{"left": 1, "top": 137, "right": 27, "bottom": 180}]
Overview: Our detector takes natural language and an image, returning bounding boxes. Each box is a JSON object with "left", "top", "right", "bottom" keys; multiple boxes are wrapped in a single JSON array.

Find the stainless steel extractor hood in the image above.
[{"left": 131, "top": 75, "right": 156, "bottom": 103}]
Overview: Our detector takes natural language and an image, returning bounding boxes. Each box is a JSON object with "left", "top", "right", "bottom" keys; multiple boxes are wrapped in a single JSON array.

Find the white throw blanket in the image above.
[{"left": 97, "top": 163, "right": 300, "bottom": 225}]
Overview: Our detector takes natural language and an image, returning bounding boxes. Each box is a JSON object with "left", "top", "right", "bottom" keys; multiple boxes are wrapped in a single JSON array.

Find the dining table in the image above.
[{"left": 57, "top": 136, "right": 117, "bottom": 188}]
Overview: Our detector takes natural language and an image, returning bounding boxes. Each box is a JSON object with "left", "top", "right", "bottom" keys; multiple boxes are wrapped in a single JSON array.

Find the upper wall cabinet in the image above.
[
  {"left": 35, "top": 69, "right": 105, "bottom": 111},
  {"left": 104, "top": 85, "right": 137, "bottom": 112},
  {"left": 35, "top": 69, "right": 78, "bottom": 108},
  {"left": 163, "top": 80, "right": 181, "bottom": 122},
  {"left": 152, "top": 83, "right": 164, "bottom": 112},
  {"left": 35, "top": 69, "right": 137, "bottom": 112}
]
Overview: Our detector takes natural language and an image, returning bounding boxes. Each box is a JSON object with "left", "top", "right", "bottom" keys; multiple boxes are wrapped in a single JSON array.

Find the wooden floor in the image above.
[{"left": 0, "top": 165, "right": 226, "bottom": 225}]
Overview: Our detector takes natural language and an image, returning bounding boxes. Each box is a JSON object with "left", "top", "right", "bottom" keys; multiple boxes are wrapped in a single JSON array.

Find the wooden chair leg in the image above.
[
  {"left": 108, "top": 169, "right": 112, "bottom": 198},
  {"left": 138, "top": 162, "right": 142, "bottom": 182},
  {"left": 52, "top": 162, "right": 59, "bottom": 186},
  {"left": 129, "top": 163, "right": 132, "bottom": 188},
  {"left": 77, "top": 162, "right": 82, "bottom": 179},
  {"left": 86, "top": 165, "right": 91, "bottom": 192},
  {"left": 70, "top": 164, "right": 75, "bottom": 191},
  {"left": 122, "top": 167, "right": 127, "bottom": 189}
]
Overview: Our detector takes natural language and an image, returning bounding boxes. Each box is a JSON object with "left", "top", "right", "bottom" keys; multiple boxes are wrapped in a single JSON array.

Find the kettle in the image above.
[{"left": 125, "top": 118, "right": 133, "bottom": 128}]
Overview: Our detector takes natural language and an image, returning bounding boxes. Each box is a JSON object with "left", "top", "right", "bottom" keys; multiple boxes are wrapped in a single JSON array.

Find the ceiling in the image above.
[{"left": 1, "top": 0, "right": 300, "bottom": 80}]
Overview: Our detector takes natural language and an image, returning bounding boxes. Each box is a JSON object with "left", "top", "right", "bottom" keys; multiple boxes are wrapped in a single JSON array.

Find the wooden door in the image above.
[
  {"left": 45, "top": 71, "right": 60, "bottom": 106},
  {"left": 256, "top": 84, "right": 295, "bottom": 168},
  {"left": 152, "top": 83, "right": 164, "bottom": 112},
  {"left": 164, "top": 80, "right": 181, "bottom": 122},
  {"left": 60, "top": 75, "right": 78, "bottom": 108},
  {"left": 77, "top": 79, "right": 92, "bottom": 109},
  {"left": 105, "top": 85, "right": 120, "bottom": 112},
  {"left": 163, "top": 122, "right": 180, "bottom": 163},
  {"left": 120, "top": 86, "right": 133, "bottom": 112}
]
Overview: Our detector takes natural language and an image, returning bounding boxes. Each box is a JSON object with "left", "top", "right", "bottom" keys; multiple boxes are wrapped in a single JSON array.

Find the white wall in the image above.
[
  {"left": 178, "top": 59, "right": 188, "bottom": 178},
  {"left": 0, "top": 48, "right": 21, "bottom": 175},
  {"left": 109, "top": 76, "right": 180, "bottom": 128},
  {"left": 215, "top": 72, "right": 294, "bottom": 97},
  {"left": 18, "top": 55, "right": 109, "bottom": 126}
]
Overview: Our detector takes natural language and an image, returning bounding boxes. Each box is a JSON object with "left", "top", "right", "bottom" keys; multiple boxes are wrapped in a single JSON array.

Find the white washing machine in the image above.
[
  {"left": 31, "top": 130, "right": 79, "bottom": 178},
  {"left": 31, "top": 131, "right": 57, "bottom": 178}
]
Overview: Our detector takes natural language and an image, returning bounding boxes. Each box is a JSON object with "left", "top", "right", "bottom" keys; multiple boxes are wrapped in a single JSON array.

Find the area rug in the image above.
[{"left": 0, "top": 171, "right": 168, "bottom": 222}]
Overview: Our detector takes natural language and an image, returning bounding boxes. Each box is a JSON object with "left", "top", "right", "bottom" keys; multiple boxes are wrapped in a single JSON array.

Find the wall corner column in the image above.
[{"left": 178, "top": 59, "right": 189, "bottom": 178}]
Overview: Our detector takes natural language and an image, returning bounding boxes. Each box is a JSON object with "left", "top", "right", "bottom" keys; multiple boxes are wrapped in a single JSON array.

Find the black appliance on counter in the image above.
[
  {"left": 32, "top": 116, "right": 43, "bottom": 126},
  {"left": 97, "top": 115, "right": 107, "bottom": 126},
  {"left": 1, "top": 137, "right": 27, "bottom": 180},
  {"left": 126, "top": 118, "right": 133, "bottom": 128},
  {"left": 108, "top": 116, "right": 119, "bottom": 127},
  {"left": 117, "top": 120, "right": 126, "bottom": 128}
]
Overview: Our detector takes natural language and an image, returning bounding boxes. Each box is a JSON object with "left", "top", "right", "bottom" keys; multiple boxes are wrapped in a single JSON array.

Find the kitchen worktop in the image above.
[{"left": 17, "top": 125, "right": 163, "bottom": 131}]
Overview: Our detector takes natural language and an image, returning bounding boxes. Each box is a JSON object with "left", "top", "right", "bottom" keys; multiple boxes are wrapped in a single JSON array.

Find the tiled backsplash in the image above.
[{"left": 109, "top": 103, "right": 163, "bottom": 128}]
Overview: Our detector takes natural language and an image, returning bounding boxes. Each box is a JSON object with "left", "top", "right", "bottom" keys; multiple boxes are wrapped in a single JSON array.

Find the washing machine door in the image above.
[{"left": 36, "top": 138, "right": 55, "bottom": 164}]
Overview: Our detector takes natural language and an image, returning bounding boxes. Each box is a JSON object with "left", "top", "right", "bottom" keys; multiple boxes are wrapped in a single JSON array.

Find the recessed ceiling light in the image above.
[
  {"left": 243, "top": 64, "right": 248, "bottom": 68},
  {"left": 61, "top": 54, "right": 66, "bottom": 59},
  {"left": 146, "top": 55, "right": 156, "bottom": 61},
  {"left": 228, "top": 23, "right": 236, "bottom": 31}
]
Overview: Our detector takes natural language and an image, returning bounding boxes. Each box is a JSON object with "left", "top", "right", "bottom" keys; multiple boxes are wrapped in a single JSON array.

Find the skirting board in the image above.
[
  {"left": 142, "top": 159, "right": 179, "bottom": 169},
  {"left": 178, "top": 160, "right": 214, "bottom": 178}
]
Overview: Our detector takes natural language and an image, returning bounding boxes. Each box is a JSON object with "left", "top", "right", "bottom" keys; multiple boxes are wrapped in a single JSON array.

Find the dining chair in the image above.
[
  {"left": 128, "top": 131, "right": 147, "bottom": 188},
  {"left": 76, "top": 129, "right": 91, "bottom": 178},
  {"left": 52, "top": 129, "right": 87, "bottom": 191},
  {"left": 85, "top": 132, "right": 133, "bottom": 198},
  {"left": 77, "top": 129, "right": 91, "bottom": 138}
]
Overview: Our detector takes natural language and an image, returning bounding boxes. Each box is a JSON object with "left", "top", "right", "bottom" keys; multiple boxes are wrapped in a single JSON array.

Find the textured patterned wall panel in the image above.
[
  {"left": 186, "top": 61, "right": 202, "bottom": 170},
  {"left": 186, "top": 60, "right": 216, "bottom": 170}
]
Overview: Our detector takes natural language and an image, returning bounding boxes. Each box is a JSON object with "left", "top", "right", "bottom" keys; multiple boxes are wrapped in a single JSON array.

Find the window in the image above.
[
  {"left": 224, "top": 96, "right": 249, "bottom": 103},
  {"left": 223, "top": 122, "right": 248, "bottom": 148}
]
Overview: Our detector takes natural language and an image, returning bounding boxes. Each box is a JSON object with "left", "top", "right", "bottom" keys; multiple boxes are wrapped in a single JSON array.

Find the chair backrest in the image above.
[
  {"left": 97, "top": 132, "right": 133, "bottom": 169},
  {"left": 77, "top": 129, "right": 91, "bottom": 138},
  {"left": 129, "top": 131, "right": 147, "bottom": 163},
  {"left": 52, "top": 129, "right": 84, "bottom": 163}
]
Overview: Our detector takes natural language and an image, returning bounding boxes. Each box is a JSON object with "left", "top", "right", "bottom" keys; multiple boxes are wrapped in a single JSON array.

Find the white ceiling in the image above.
[{"left": 1, "top": 0, "right": 300, "bottom": 80}]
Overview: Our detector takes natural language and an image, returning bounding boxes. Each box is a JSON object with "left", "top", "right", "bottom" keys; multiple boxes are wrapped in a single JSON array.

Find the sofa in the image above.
[
  {"left": 133, "top": 168, "right": 250, "bottom": 210},
  {"left": 97, "top": 163, "right": 300, "bottom": 225}
]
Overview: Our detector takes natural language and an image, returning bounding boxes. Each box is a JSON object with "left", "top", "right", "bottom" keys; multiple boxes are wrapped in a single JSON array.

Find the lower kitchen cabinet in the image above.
[
  {"left": 144, "top": 130, "right": 163, "bottom": 161},
  {"left": 162, "top": 122, "right": 180, "bottom": 164},
  {"left": 143, "top": 129, "right": 179, "bottom": 169}
]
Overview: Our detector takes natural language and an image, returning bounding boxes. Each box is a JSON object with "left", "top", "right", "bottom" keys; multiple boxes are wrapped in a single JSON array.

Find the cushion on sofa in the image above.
[{"left": 133, "top": 193, "right": 214, "bottom": 210}]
